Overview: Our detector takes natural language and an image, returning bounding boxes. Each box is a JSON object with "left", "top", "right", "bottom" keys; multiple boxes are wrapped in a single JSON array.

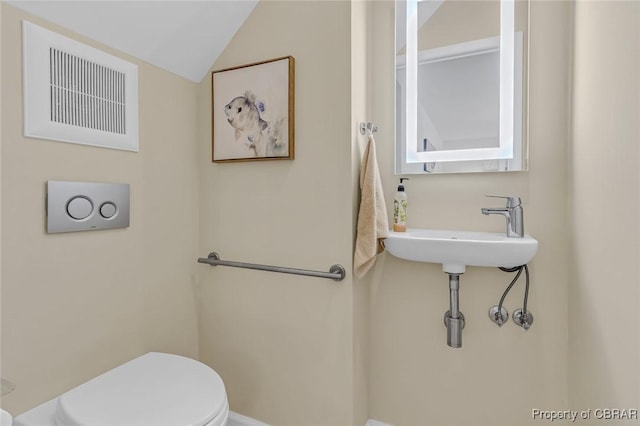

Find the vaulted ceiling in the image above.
[{"left": 6, "top": 0, "right": 259, "bottom": 82}]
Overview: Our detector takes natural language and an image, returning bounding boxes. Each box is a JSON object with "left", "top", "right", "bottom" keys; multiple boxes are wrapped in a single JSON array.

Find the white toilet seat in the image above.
[
  {"left": 202, "top": 399, "right": 229, "bottom": 426},
  {"left": 54, "top": 352, "right": 228, "bottom": 426}
]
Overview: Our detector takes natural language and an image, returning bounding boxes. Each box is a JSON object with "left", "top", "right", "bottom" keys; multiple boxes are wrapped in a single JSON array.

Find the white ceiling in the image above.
[{"left": 6, "top": 0, "right": 259, "bottom": 82}]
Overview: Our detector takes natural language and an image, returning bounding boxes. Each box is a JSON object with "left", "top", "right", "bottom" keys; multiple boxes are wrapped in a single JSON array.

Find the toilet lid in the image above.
[{"left": 55, "top": 352, "right": 227, "bottom": 426}]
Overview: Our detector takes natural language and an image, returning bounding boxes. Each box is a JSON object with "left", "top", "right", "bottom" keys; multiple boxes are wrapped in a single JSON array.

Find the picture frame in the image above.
[{"left": 211, "top": 56, "right": 295, "bottom": 162}]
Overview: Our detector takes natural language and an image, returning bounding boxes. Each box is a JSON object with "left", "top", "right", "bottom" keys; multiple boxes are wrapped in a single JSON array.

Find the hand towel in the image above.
[{"left": 354, "top": 133, "right": 389, "bottom": 278}]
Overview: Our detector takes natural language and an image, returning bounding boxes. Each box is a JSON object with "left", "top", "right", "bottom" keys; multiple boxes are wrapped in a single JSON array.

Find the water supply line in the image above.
[{"left": 489, "top": 264, "right": 533, "bottom": 329}]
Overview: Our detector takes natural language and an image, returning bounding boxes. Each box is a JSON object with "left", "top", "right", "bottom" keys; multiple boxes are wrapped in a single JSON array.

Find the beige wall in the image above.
[
  {"left": 369, "top": 1, "right": 571, "bottom": 424},
  {"left": 196, "top": 1, "right": 357, "bottom": 425},
  {"left": 351, "top": 1, "right": 371, "bottom": 425},
  {"left": 569, "top": 0, "right": 640, "bottom": 416},
  {"left": 1, "top": 4, "right": 200, "bottom": 414},
  {"left": 2, "top": 1, "right": 639, "bottom": 425}
]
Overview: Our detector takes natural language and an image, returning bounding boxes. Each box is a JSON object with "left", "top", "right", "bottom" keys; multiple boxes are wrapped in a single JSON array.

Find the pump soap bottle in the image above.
[{"left": 393, "top": 178, "right": 409, "bottom": 232}]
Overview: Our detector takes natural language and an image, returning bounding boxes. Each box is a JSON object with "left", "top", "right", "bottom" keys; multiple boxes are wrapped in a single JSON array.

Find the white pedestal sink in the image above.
[{"left": 384, "top": 228, "right": 538, "bottom": 273}]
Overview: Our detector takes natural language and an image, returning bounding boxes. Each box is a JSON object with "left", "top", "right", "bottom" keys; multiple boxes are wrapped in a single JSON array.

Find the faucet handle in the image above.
[{"left": 485, "top": 195, "right": 521, "bottom": 207}]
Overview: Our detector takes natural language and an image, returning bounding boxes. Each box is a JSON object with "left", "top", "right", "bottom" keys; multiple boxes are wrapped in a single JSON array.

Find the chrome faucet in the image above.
[{"left": 481, "top": 196, "right": 524, "bottom": 238}]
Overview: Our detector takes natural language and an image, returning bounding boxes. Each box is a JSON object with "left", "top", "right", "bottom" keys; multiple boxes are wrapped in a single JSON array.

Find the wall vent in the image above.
[
  {"left": 49, "top": 48, "right": 127, "bottom": 134},
  {"left": 23, "top": 21, "right": 138, "bottom": 151}
]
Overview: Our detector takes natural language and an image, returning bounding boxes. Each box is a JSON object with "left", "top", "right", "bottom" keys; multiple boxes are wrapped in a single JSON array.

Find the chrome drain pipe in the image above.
[{"left": 444, "top": 273, "right": 465, "bottom": 348}]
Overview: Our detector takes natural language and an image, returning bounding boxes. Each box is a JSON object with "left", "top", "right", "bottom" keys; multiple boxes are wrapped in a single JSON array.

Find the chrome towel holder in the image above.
[
  {"left": 197, "top": 252, "right": 346, "bottom": 282},
  {"left": 359, "top": 122, "right": 378, "bottom": 135}
]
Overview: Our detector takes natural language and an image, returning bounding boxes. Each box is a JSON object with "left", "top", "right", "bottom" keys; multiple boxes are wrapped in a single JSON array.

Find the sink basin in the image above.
[{"left": 385, "top": 228, "right": 538, "bottom": 273}]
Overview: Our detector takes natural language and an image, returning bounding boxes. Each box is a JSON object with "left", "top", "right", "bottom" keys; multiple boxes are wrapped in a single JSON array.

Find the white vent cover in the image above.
[{"left": 23, "top": 21, "right": 138, "bottom": 151}]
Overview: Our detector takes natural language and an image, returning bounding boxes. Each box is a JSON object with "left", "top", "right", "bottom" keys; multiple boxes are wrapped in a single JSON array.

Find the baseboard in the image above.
[
  {"left": 366, "top": 420, "right": 394, "bottom": 426},
  {"left": 229, "top": 411, "right": 271, "bottom": 426},
  {"left": 229, "top": 412, "right": 391, "bottom": 426}
]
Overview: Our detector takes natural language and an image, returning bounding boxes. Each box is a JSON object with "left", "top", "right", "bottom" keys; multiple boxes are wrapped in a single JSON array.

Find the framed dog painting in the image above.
[{"left": 211, "top": 56, "right": 295, "bottom": 162}]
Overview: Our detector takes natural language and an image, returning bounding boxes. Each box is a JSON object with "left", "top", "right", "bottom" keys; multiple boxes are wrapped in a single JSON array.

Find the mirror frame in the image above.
[{"left": 398, "top": 0, "right": 520, "bottom": 166}]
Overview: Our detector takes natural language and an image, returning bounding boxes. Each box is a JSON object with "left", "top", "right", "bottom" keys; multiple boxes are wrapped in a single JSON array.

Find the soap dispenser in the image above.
[{"left": 393, "top": 178, "right": 409, "bottom": 232}]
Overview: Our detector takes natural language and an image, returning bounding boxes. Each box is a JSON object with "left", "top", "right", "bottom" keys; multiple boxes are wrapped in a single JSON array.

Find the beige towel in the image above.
[{"left": 354, "top": 133, "right": 389, "bottom": 278}]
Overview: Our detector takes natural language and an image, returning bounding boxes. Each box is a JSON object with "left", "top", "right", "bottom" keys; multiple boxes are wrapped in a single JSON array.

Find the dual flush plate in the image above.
[{"left": 46, "top": 181, "right": 130, "bottom": 234}]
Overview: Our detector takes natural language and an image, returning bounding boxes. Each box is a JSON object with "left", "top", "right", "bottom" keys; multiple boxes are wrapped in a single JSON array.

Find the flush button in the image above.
[
  {"left": 67, "top": 196, "right": 93, "bottom": 220},
  {"left": 47, "top": 181, "right": 130, "bottom": 233},
  {"left": 100, "top": 202, "right": 117, "bottom": 219}
]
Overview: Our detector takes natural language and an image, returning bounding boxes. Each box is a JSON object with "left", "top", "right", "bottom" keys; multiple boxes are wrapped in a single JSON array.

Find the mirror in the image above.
[{"left": 395, "top": 0, "right": 528, "bottom": 174}]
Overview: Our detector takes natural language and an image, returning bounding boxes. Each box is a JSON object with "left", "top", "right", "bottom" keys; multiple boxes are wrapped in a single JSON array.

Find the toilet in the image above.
[{"left": 13, "top": 352, "right": 229, "bottom": 426}]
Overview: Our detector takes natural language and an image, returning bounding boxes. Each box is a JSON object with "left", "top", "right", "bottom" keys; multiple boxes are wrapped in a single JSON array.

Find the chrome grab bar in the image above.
[{"left": 197, "top": 252, "right": 346, "bottom": 282}]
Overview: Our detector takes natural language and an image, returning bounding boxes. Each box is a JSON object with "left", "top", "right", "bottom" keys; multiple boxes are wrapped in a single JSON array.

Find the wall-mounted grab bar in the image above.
[{"left": 197, "top": 252, "right": 346, "bottom": 282}]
